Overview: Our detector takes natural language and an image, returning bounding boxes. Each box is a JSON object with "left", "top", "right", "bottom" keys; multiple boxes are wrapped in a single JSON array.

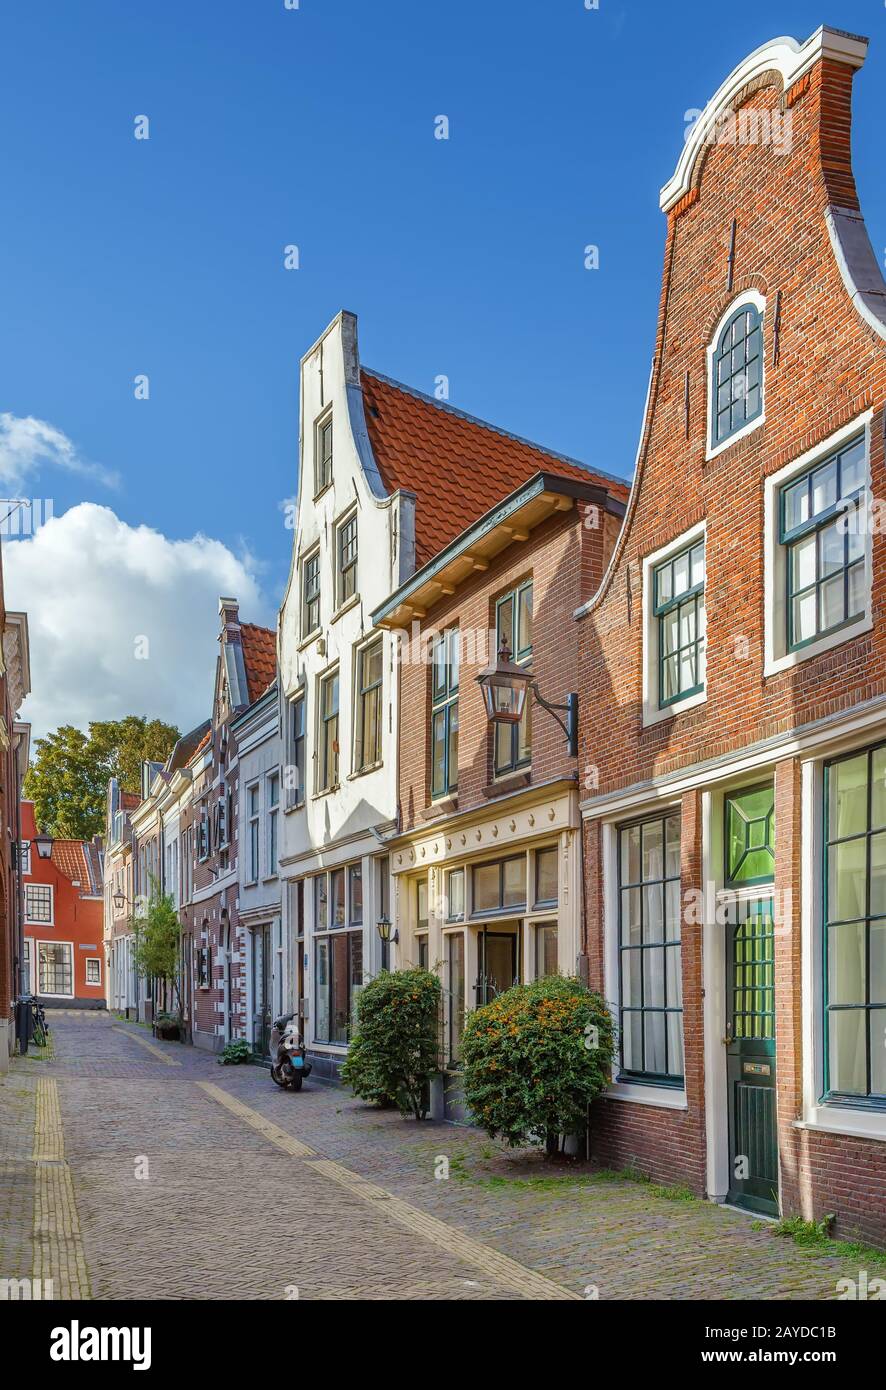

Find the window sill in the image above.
[
  {"left": 349, "top": 760, "right": 383, "bottom": 782},
  {"left": 331, "top": 594, "right": 360, "bottom": 624},
  {"left": 312, "top": 483, "right": 333, "bottom": 504},
  {"left": 705, "top": 409, "right": 766, "bottom": 463},
  {"left": 283, "top": 801, "right": 305, "bottom": 815},
  {"left": 795, "top": 1105, "right": 886, "bottom": 1142},
  {"left": 642, "top": 687, "right": 706, "bottom": 728},
  {"left": 483, "top": 772, "right": 531, "bottom": 798},
  {"left": 298, "top": 630, "right": 322, "bottom": 652},
  {"left": 312, "top": 785, "right": 340, "bottom": 800},
  {"left": 764, "top": 612, "right": 872, "bottom": 678},
  {"left": 605, "top": 1080, "right": 688, "bottom": 1109},
  {"left": 423, "top": 796, "right": 458, "bottom": 820},
  {"left": 261, "top": 875, "right": 279, "bottom": 885}
]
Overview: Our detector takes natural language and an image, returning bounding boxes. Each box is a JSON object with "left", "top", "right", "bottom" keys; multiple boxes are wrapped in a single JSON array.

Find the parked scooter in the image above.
[{"left": 270, "top": 1013, "right": 312, "bottom": 1091}]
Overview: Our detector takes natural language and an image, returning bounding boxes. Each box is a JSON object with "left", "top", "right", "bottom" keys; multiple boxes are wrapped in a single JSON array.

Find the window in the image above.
[
  {"left": 710, "top": 300, "right": 763, "bottom": 448},
  {"left": 823, "top": 743, "right": 886, "bottom": 1104},
  {"left": 415, "top": 878, "right": 429, "bottom": 968},
  {"left": 780, "top": 434, "right": 866, "bottom": 652},
  {"left": 247, "top": 783, "right": 260, "bottom": 882},
  {"left": 267, "top": 772, "right": 279, "bottom": 876},
  {"left": 198, "top": 809, "right": 210, "bottom": 862},
  {"left": 336, "top": 513, "right": 358, "bottom": 607},
  {"left": 618, "top": 814, "right": 683, "bottom": 1084},
  {"left": 445, "top": 868, "right": 464, "bottom": 922},
  {"left": 725, "top": 785, "right": 775, "bottom": 887},
  {"left": 313, "top": 863, "right": 363, "bottom": 1045},
  {"left": 653, "top": 540, "right": 705, "bottom": 707},
  {"left": 471, "top": 855, "right": 526, "bottom": 916},
  {"left": 25, "top": 883, "right": 52, "bottom": 925},
  {"left": 446, "top": 932, "right": 465, "bottom": 1066},
  {"left": 316, "top": 414, "right": 333, "bottom": 493},
  {"left": 535, "top": 847, "right": 559, "bottom": 906},
  {"left": 536, "top": 921, "right": 558, "bottom": 979},
  {"left": 21, "top": 938, "right": 31, "bottom": 994},
  {"left": 85, "top": 958, "right": 102, "bottom": 986},
  {"left": 302, "top": 551, "right": 321, "bottom": 637},
  {"left": 38, "top": 941, "right": 72, "bottom": 996},
  {"left": 319, "top": 670, "right": 340, "bottom": 791},
  {"left": 355, "top": 640, "right": 383, "bottom": 772},
  {"left": 494, "top": 583, "right": 532, "bottom": 775},
  {"left": 197, "top": 939, "right": 211, "bottom": 990},
  {"left": 430, "top": 628, "right": 459, "bottom": 798},
  {"left": 287, "top": 693, "right": 306, "bottom": 808},
  {"left": 20, "top": 841, "right": 31, "bottom": 875}
]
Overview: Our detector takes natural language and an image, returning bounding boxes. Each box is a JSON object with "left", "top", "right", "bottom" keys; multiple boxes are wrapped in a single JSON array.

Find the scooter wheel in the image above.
[
  {"left": 270, "top": 1065, "right": 288, "bottom": 1088},
  {"left": 288, "top": 1074, "right": 303, "bottom": 1091}
]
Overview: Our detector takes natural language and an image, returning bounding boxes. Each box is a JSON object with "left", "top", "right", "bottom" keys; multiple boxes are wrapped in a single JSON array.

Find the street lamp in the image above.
[
  {"left": 33, "top": 830, "right": 53, "bottom": 860},
  {"left": 477, "top": 643, "right": 578, "bottom": 757},
  {"left": 375, "top": 913, "right": 399, "bottom": 948},
  {"left": 112, "top": 889, "right": 128, "bottom": 912}
]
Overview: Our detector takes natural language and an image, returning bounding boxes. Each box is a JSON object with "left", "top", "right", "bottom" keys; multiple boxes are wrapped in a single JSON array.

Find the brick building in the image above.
[
  {"left": 371, "top": 385, "right": 626, "bottom": 1117},
  {"left": 578, "top": 28, "right": 886, "bottom": 1242},
  {"left": 0, "top": 595, "right": 30, "bottom": 1068},
  {"left": 20, "top": 801, "right": 104, "bottom": 1009}
]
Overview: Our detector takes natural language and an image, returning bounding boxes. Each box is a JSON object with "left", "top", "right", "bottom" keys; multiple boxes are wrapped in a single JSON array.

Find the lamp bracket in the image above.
[{"left": 529, "top": 684, "right": 578, "bottom": 759}]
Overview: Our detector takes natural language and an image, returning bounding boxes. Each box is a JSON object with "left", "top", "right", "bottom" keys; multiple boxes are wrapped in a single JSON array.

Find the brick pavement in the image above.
[{"left": 0, "top": 1013, "right": 875, "bottom": 1300}]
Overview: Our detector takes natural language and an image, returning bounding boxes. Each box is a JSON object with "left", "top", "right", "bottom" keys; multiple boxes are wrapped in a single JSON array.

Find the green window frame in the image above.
[
  {"left": 317, "top": 415, "right": 333, "bottom": 493},
  {"left": 302, "top": 551, "right": 321, "bottom": 636},
  {"left": 494, "top": 581, "right": 532, "bottom": 775},
  {"left": 431, "top": 627, "right": 459, "bottom": 799},
  {"left": 355, "top": 639, "right": 382, "bottom": 772},
  {"left": 823, "top": 742, "right": 886, "bottom": 1107},
  {"left": 617, "top": 813, "right": 684, "bottom": 1086},
  {"left": 725, "top": 784, "right": 775, "bottom": 887},
  {"left": 653, "top": 541, "right": 705, "bottom": 708},
  {"left": 780, "top": 434, "right": 866, "bottom": 653},
  {"left": 711, "top": 302, "right": 763, "bottom": 447},
  {"left": 337, "top": 513, "right": 358, "bottom": 606},
  {"left": 470, "top": 854, "right": 527, "bottom": 917}
]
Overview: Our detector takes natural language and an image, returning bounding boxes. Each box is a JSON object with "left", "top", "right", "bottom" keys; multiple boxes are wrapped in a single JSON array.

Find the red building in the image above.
[
  {"left": 579, "top": 28, "right": 886, "bottom": 1244},
  {"left": 21, "top": 801, "right": 105, "bottom": 1009}
]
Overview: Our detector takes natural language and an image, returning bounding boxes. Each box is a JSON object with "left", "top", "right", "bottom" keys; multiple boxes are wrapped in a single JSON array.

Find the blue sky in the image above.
[{"left": 2, "top": 0, "right": 886, "bottom": 735}]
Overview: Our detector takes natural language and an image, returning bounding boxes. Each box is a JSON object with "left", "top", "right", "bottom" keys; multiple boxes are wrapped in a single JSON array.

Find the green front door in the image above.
[{"left": 725, "top": 897, "right": 778, "bottom": 1215}]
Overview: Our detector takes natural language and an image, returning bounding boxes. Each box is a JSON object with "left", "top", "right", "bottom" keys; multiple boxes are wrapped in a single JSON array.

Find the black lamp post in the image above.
[
  {"left": 376, "top": 912, "right": 398, "bottom": 970},
  {"left": 477, "top": 642, "right": 578, "bottom": 757}
]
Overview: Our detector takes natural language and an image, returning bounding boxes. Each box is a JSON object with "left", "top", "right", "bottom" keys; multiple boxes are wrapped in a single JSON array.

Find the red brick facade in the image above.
[{"left": 579, "top": 35, "right": 886, "bottom": 1243}]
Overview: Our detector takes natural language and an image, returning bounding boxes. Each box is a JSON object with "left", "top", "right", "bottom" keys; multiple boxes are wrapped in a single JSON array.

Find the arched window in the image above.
[{"left": 710, "top": 301, "right": 763, "bottom": 448}]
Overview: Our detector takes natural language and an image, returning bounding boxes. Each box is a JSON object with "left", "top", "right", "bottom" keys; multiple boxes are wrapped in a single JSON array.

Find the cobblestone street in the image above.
[{"left": 0, "top": 1013, "right": 873, "bottom": 1301}]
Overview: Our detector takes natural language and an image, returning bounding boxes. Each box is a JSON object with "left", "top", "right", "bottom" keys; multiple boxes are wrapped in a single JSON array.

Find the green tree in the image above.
[
  {"left": 131, "top": 888, "right": 182, "bottom": 1018},
  {"left": 341, "top": 968, "right": 442, "bottom": 1119},
  {"left": 460, "top": 975, "right": 615, "bottom": 1155},
  {"left": 24, "top": 716, "right": 180, "bottom": 839}
]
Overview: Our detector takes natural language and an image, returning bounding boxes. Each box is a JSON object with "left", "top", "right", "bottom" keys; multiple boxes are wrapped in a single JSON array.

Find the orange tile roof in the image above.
[
  {"left": 50, "top": 840, "right": 89, "bottom": 885},
  {"left": 120, "top": 790, "right": 141, "bottom": 811},
  {"left": 240, "top": 622, "right": 276, "bottom": 704},
  {"left": 191, "top": 730, "right": 212, "bottom": 761},
  {"left": 361, "top": 369, "right": 629, "bottom": 567}
]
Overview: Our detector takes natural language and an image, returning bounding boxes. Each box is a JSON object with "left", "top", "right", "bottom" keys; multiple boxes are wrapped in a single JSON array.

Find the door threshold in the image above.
[{"left": 722, "top": 1202, "right": 778, "bottom": 1223}]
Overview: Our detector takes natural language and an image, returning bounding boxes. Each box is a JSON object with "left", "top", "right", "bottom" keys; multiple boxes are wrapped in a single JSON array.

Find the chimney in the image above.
[{"left": 218, "top": 596, "right": 241, "bottom": 645}]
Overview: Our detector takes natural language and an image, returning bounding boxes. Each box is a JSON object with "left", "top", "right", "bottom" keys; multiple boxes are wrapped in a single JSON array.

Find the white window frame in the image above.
[
  {"left": 25, "top": 882, "right": 54, "bottom": 926},
  {"left": 334, "top": 506, "right": 359, "bottom": 612},
  {"left": 642, "top": 520, "right": 707, "bottom": 727},
  {"left": 85, "top": 957, "right": 102, "bottom": 986},
  {"left": 20, "top": 841, "right": 31, "bottom": 875},
  {"left": 764, "top": 411, "right": 873, "bottom": 677},
  {"left": 300, "top": 546, "right": 322, "bottom": 640},
  {"left": 265, "top": 770, "right": 279, "bottom": 879},
  {"left": 37, "top": 939, "right": 74, "bottom": 998},
  {"left": 705, "top": 290, "right": 766, "bottom": 462},
  {"left": 246, "top": 781, "right": 261, "bottom": 884}
]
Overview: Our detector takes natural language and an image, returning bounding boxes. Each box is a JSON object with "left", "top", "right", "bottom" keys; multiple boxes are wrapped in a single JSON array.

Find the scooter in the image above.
[{"left": 270, "top": 1013, "right": 312, "bottom": 1091}]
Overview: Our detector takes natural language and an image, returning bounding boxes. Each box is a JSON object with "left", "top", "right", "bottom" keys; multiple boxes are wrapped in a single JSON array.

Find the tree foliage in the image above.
[
  {"left": 131, "top": 889, "right": 182, "bottom": 1017},
  {"left": 460, "top": 975, "right": 615, "bottom": 1153},
  {"left": 24, "top": 716, "right": 179, "bottom": 839},
  {"left": 341, "top": 968, "right": 442, "bottom": 1119}
]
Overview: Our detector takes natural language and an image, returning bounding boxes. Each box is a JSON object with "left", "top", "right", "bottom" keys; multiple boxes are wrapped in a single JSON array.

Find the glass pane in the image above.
[
  {"left": 348, "top": 863, "right": 363, "bottom": 924},
  {"left": 315, "top": 937, "right": 330, "bottom": 1041},
  {"left": 690, "top": 542, "right": 705, "bottom": 587},
  {"left": 667, "top": 1012, "right": 684, "bottom": 1077},
  {"left": 870, "top": 1012, "right": 886, "bottom": 1096},
  {"left": 331, "top": 868, "right": 345, "bottom": 926},
  {"left": 432, "top": 636, "right": 446, "bottom": 700},
  {"left": 783, "top": 477, "right": 809, "bottom": 532},
  {"left": 870, "top": 832, "right": 886, "bottom": 918},
  {"left": 622, "top": 887, "right": 642, "bottom": 946},
  {"left": 473, "top": 862, "right": 500, "bottom": 913},
  {"left": 497, "top": 595, "right": 514, "bottom": 654},
  {"left": 447, "top": 933, "right": 465, "bottom": 1064},
  {"left": 828, "top": 922, "right": 866, "bottom": 1005},
  {"left": 643, "top": 882, "right": 664, "bottom": 943},
  {"left": 446, "top": 869, "right": 464, "bottom": 920},
  {"left": 679, "top": 647, "right": 695, "bottom": 693},
  {"left": 503, "top": 857, "right": 526, "bottom": 906},
  {"left": 645, "top": 1012, "right": 666, "bottom": 1075},
  {"left": 819, "top": 520, "right": 843, "bottom": 576},
  {"left": 417, "top": 879, "right": 428, "bottom": 929},
  {"left": 665, "top": 815, "right": 681, "bottom": 878},
  {"left": 536, "top": 922, "right": 558, "bottom": 978},
  {"left": 666, "top": 879, "right": 681, "bottom": 941},
  {"left": 447, "top": 702, "right": 458, "bottom": 790},
  {"left": 673, "top": 549, "right": 690, "bottom": 598},
  {"left": 790, "top": 534, "right": 816, "bottom": 592},
  {"left": 622, "top": 1011, "right": 642, "bottom": 1072},
  {"left": 792, "top": 590, "right": 817, "bottom": 644},
  {"left": 330, "top": 933, "right": 350, "bottom": 1043},
  {"left": 315, "top": 874, "right": 328, "bottom": 931},
  {"left": 829, "top": 1008, "right": 867, "bottom": 1095},
  {"left": 431, "top": 709, "right": 446, "bottom": 798},
  {"left": 621, "top": 824, "right": 641, "bottom": 884},
  {"left": 679, "top": 601, "right": 696, "bottom": 647},
  {"left": 871, "top": 921, "right": 886, "bottom": 1005},
  {"left": 829, "top": 839, "right": 867, "bottom": 922},
  {"left": 622, "top": 949, "right": 641, "bottom": 1006},
  {"left": 840, "top": 438, "right": 865, "bottom": 497},
  {"left": 661, "top": 608, "right": 679, "bottom": 656},
  {"left": 829, "top": 754, "right": 868, "bottom": 841},
  {"left": 447, "top": 627, "right": 460, "bottom": 689},
  {"left": 847, "top": 561, "right": 865, "bottom": 619},
  {"left": 517, "top": 584, "right": 532, "bottom": 655},
  {"left": 642, "top": 819, "right": 663, "bottom": 879},
  {"left": 535, "top": 847, "right": 558, "bottom": 904},
  {"left": 656, "top": 560, "right": 672, "bottom": 606},
  {"left": 820, "top": 573, "right": 845, "bottom": 632},
  {"left": 661, "top": 653, "right": 680, "bottom": 702},
  {"left": 812, "top": 459, "right": 837, "bottom": 517},
  {"left": 665, "top": 944, "right": 682, "bottom": 1008},
  {"left": 643, "top": 948, "right": 665, "bottom": 1007}
]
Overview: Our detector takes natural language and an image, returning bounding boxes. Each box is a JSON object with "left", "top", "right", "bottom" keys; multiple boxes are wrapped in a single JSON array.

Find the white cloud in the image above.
[
  {"left": 2, "top": 503, "right": 270, "bottom": 743},
  {"left": 0, "top": 414, "right": 119, "bottom": 493}
]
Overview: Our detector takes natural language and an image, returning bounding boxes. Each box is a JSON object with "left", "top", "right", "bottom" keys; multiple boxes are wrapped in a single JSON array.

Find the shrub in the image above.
[
  {"left": 460, "top": 975, "right": 614, "bottom": 1154},
  {"left": 341, "top": 968, "right": 441, "bottom": 1119},
  {"left": 218, "top": 1038, "right": 251, "bottom": 1066}
]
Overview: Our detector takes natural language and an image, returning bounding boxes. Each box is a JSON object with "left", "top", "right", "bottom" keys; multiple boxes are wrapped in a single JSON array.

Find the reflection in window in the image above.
[{"left": 618, "top": 814, "right": 683, "bottom": 1084}]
